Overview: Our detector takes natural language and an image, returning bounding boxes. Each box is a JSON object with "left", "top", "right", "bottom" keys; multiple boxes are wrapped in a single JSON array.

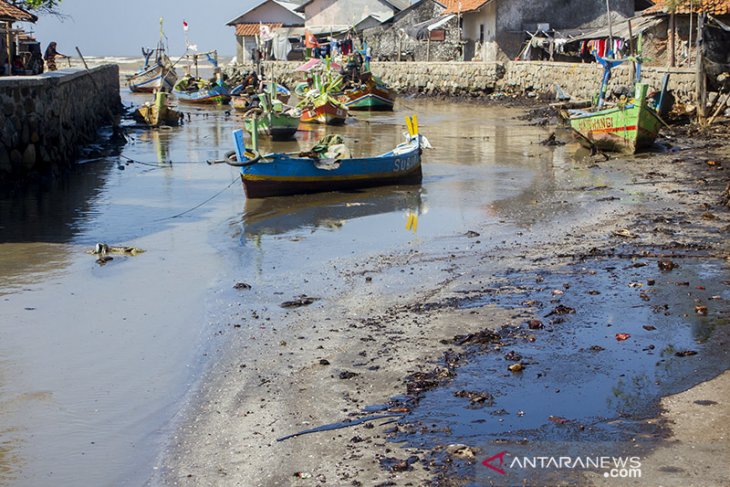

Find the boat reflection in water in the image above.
[{"left": 239, "top": 186, "right": 424, "bottom": 242}]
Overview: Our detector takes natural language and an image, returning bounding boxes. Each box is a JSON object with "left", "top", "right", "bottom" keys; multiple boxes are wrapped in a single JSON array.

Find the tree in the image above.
[{"left": 12, "top": 0, "right": 62, "bottom": 14}]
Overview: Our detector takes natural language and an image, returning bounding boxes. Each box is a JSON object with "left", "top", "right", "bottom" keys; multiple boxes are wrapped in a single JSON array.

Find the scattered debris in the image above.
[
  {"left": 615, "top": 333, "right": 631, "bottom": 341},
  {"left": 613, "top": 229, "right": 636, "bottom": 239},
  {"left": 546, "top": 305, "right": 575, "bottom": 316},
  {"left": 527, "top": 319, "right": 544, "bottom": 329},
  {"left": 280, "top": 295, "right": 319, "bottom": 308},
  {"left": 454, "top": 390, "right": 494, "bottom": 406},
  {"left": 233, "top": 282, "right": 251, "bottom": 290},
  {"left": 548, "top": 415, "right": 571, "bottom": 424},
  {"left": 675, "top": 350, "right": 698, "bottom": 357},
  {"left": 658, "top": 260, "right": 678, "bottom": 271},
  {"left": 508, "top": 363, "right": 524, "bottom": 372},
  {"left": 446, "top": 444, "right": 478, "bottom": 459}
]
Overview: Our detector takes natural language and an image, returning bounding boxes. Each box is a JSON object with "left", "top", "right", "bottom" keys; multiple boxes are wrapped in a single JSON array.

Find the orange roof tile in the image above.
[
  {"left": 235, "top": 22, "right": 283, "bottom": 37},
  {"left": 0, "top": 0, "right": 37, "bottom": 22},
  {"left": 443, "top": 0, "right": 492, "bottom": 14},
  {"left": 644, "top": 0, "right": 730, "bottom": 15}
]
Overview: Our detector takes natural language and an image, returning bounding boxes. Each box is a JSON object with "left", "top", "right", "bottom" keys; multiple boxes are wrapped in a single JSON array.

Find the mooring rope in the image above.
[{"left": 154, "top": 177, "right": 240, "bottom": 221}]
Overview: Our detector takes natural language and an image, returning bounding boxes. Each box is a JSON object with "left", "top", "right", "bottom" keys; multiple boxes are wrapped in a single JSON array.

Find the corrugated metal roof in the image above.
[
  {"left": 644, "top": 0, "right": 730, "bottom": 15},
  {"left": 443, "top": 0, "right": 492, "bottom": 14},
  {"left": 235, "top": 22, "right": 283, "bottom": 36},
  {"left": 0, "top": 0, "right": 37, "bottom": 22},
  {"left": 563, "top": 15, "right": 664, "bottom": 42}
]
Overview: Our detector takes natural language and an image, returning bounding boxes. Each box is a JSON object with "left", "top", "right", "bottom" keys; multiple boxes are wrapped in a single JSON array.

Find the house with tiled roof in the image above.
[
  {"left": 439, "top": 0, "right": 636, "bottom": 61},
  {"left": 638, "top": 0, "right": 730, "bottom": 69},
  {"left": 361, "top": 0, "right": 462, "bottom": 61},
  {"left": 643, "top": 0, "right": 730, "bottom": 15},
  {"left": 227, "top": 0, "right": 305, "bottom": 63},
  {"left": 1, "top": 0, "right": 37, "bottom": 76}
]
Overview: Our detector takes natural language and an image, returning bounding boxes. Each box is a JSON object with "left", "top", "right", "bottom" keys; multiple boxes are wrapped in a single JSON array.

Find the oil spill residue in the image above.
[{"left": 389, "top": 258, "right": 730, "bottom": 484}]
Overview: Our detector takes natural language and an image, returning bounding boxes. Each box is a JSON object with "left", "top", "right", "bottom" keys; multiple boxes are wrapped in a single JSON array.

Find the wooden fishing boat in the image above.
[
  {"left": 127, "top": 47, "right": 177, "bottom": 93},
  {"left": 128, "top": 62, "right": 177, "bottom": 93},
  {"left": 173, "top": 50, "right": 230, "bottom": 105},
  {"left": 133, "top": 91, "right": 182, "bottom": 127},
  {"left": 567, "top": 83, "right": 661, "bottom": 154},
  {"left": 229, "top": 116, "right": 424, "bottom": 198},
  {"left": 340, "top": 79, "right": 395, "bottom": 111},
  {"left": 244, "top": 110, "right": 300, "bottom": 140},
  {"left": 174, "top": 82, "right": 231, "bottom": 105},
  {"left": 300, "top": 100, "right": 348, "bottom": 125}
]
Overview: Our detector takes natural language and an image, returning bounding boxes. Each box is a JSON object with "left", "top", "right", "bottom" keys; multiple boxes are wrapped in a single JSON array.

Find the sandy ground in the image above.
[{"left": 154, "top": 118, "right": 730, "bottom": 486}]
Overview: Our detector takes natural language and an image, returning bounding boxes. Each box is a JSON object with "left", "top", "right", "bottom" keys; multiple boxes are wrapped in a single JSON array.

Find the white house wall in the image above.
[
  {"left": 304, "top": 0, "right": 392, "bottom": 29},
  {"left": 462, "top": 1, "right": 497, "bottom": 61}
]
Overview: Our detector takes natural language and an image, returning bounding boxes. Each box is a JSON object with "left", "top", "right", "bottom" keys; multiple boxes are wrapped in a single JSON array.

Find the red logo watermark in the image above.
[{"left": 482, "top": 451, "right": 508, "bottom": 475}]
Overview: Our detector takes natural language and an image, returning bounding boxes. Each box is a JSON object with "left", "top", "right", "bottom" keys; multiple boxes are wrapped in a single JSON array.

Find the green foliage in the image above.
[{"left": 15, "top": 0, "right": 62, "bottom": 13}]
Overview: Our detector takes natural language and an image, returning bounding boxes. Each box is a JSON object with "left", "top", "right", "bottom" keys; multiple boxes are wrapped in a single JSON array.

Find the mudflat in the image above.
[{"left": 156, "top": 118, "right": 730, "bottom": 486}]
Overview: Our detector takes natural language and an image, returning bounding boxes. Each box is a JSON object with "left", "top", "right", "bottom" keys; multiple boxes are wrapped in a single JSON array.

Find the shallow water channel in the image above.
[{"left": 0, "top": 96, "right": 571, "bottom": 486}]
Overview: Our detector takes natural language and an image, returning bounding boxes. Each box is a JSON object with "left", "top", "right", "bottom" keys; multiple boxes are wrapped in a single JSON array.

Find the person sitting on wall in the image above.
[
  {"left": 44, "top": 42, "right": 69, "bottom": 71},
  {"left": 11, "top": 55, "right": 25, "bottom": 75}
]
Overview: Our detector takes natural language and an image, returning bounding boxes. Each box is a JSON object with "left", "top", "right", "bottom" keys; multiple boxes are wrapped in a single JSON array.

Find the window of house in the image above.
[
  {"left": 479, "top": 24, "right": 484, "bottom": 43},
  {"left": 429, "top": 29, "right": 445, "bottom": 41}
]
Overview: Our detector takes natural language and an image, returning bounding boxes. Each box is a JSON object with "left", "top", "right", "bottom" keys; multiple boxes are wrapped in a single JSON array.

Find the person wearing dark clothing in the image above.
[{"left": 44, "top": 42, "right": 68, "bottom": 71}]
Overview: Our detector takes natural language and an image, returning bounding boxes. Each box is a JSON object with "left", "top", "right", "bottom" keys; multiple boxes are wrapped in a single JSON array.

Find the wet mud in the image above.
[{"left": 157, "top": 104, "right": 729, "bottom": 487}]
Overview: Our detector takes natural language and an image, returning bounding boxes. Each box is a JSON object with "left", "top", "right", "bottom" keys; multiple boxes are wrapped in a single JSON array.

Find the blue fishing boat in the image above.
[
  {"left": 172, "top": 50, "right": 231, "bottom": 105},
  {"left": 228, "top": 116, "right": 425, "bottom": 198},
  {"left": 174, "top": 82, "right": 231, "bottom": 105}
]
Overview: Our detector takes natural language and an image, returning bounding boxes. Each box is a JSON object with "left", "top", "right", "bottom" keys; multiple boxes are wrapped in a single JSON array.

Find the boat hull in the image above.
[
  {"left": 128, "top": 64, "right": 177, "bottom": 93},
  {"left": 300, "top": 102, "right": 347, "bottom": 125},
  {"left": 174, "top": 85, "right": 231, "bottom": 105},
  {"left": 245, "top": 113, "right": 299, "bottom": 140},
  {"left": 569, "top": 84, "right": 662, "bottom": 154},
  {"left": 240, "top": 145, "right": 422, "bottom": 198},
  {"left": 342, "top": 86, "right": 395, "bottom": 111}
]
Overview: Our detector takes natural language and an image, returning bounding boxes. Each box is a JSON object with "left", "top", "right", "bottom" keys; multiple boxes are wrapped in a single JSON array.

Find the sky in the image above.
[{"left": 21, "top": 0, "right": 261, "bottom": 57}]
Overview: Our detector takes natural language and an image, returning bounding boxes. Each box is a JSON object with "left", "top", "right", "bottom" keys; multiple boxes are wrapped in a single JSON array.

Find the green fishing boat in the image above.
[
  {"left": 244, "top": 84, "right": 300, "bottom": 141},
  {"left": 568, "top": 83, "right": 662, "bottom": 154},
  {"left": 244, "top": 111, "right": 300, "bottom": 140}
]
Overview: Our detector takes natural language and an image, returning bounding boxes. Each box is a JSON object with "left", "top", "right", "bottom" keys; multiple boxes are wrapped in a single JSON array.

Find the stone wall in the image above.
[
  {"left": 0, "top": 65, "right": 120, "bottom": 184},
  {"left": 229, "top": 60, "right": 698, "bottom": 103}
]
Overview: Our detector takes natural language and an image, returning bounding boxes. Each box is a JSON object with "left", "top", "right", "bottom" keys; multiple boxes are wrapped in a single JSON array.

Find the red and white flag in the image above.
[{"left": 183, "top": 20, "right": 189, "bottom": 32}]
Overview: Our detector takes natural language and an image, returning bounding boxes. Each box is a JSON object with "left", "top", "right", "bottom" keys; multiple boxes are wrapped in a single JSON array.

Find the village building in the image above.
[
  {"left": 639, "top": 0, "right": 730, "bottom": 68},
  {"left": 362, "top": 0, "right": 461, "bottom": 61},
  {"left": 443, "top": 0, "right": 636, "bottom": 62},
  {"left": 227, "top": 0, "right": 305, "bottom": 63},
  {"left": 295, "top": 0, "right": 410, "bottom": 38},
  {"left": 0, "top": 0, "right": 37, "bottom": 76}
]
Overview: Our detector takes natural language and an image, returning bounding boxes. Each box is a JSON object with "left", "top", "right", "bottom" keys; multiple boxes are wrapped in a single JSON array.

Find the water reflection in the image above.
[{"left": 240, "top": 187, "right": 424, "bottom": 241}]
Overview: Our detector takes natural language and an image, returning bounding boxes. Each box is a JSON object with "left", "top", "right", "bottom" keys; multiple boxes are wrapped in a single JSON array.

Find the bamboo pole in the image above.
[
  {"left": 688, "top": 0, "right": 694, "bottom": 65},
  {"left": 669, "top": 11, "right": 676, "bottom": 67},
  {"left": 695, "top": 13, "right": 706, "bottom": 120},
  {"left": 605, "top": 0, "right": 614, "bottom": 50},
  {"left": 5, "top": 21, "right": 11, "bottom": 76}
]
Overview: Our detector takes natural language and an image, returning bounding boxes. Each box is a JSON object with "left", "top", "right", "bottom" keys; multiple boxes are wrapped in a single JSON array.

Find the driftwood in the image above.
[{"left": 276, "top": 413, "right": 403, "bottom": 442}]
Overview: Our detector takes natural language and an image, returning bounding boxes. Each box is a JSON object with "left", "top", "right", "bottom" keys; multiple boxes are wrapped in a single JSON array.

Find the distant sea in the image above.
[{"left": 67, "top": 55, "right": 237, "bottom": 74}]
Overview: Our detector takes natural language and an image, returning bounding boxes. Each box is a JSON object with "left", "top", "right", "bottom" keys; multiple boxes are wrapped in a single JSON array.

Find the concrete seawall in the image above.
[
  {"left": 231, "top": 60, "right": 697, "bottom": 104},
  {"left": 0, "top": 65, "right": 121, "bottom": 184}
]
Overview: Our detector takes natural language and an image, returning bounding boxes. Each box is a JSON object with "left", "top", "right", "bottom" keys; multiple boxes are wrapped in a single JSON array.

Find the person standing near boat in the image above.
[{"left": 44, "top": 42, "right": 69, "bottom": 71}]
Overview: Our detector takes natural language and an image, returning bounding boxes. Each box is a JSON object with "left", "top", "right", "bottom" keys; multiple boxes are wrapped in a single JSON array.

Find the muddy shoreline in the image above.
[{"left": 153, "top": 108, "right": 729, "bottom": 486}]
